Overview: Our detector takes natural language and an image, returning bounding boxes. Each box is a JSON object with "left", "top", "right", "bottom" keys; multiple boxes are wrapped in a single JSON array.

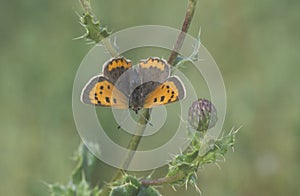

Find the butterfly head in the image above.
[
  {"left": 128, "top": 87, "right": 144, "bottom": 114},
  {"left": 129, "top": 105, "right": 142, "bottom": 114}
]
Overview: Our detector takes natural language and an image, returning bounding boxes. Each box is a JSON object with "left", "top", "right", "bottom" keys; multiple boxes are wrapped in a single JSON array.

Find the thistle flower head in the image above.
[{"left": 188, "top": 99, "right": 218, "bottom": 132}]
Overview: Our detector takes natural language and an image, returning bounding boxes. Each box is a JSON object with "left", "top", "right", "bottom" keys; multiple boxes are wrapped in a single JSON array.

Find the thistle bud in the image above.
[{"left": 188, "top": 99, "right": 218, "bottom": 132}]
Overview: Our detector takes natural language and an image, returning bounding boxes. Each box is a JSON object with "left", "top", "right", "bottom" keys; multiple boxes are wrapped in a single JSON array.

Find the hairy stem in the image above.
[
  {"left": 116, "top": 0, "right": 198, "bottom": 183},
  {"left": 168, "top": 0, "right": 197, "bottom": 65},
  {"left": 99, "top": 109, "right": 151, "bottom": 196},
  {"left": 111, "top": 109, "right": 151, "bottom": 181},
  {"left": 79, "top": 0, "right": 93, "bottom": 15},
  {"left": 102, "top": 38, "right": 119, "bottom": 57},
  {"left": 141, "top": 0, "right": 198, "bottom": 186},
  {"left": 140, "top": 171, "right": 186, "bottom": 186}
]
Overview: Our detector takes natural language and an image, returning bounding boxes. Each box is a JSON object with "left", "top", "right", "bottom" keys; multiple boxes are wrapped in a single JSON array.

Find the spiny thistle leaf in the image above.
[
  {"left": 71, "top": 143, "right": 99, "bottom": 184},
  {"left": 71, "top": 144, "right": 84, "bottom": 185},
  {"left": 137, "top": 186, "right": 161, "bottom": 196},
  {"left": 48, "top": 176, "right": 101, "bottom": 196},
  {"left": 78, "top": 13, "right": 111, "bottom": 43},
  {"left": 161, "top": 128, "right": 238, "bottom": 188},
  {"left": 123, "top": 175, "right": 141, "bottom": 188},
  {"left": 48, "top": 183, "right": 69, "bottom": 196},
  {"left": 109, "top": 183, "right": 139, "bottom": 196},
  {"left": 49, "top": 144, "right": 101, "bottom": 196},
  {"left": 109, "top": 175, "right": 161, "bottom": 196}
]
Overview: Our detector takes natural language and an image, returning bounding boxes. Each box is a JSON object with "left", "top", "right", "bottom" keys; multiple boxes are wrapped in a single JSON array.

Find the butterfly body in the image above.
[
  {"left": 128, "top": 81, "right": 160, "bottom": 113},
  {"left": 81, "top": 57, "right": 186, "bottom": 113}
]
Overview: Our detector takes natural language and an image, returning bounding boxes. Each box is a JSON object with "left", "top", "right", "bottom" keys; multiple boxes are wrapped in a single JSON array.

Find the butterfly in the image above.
[{"left": 81, "top": 57, "right": 186, "bottom": 113}]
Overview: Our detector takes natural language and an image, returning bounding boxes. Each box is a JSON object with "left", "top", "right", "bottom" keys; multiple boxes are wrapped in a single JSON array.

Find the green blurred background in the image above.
[{"left": 1, "top": 0, "right": 299, "bottom": 195}]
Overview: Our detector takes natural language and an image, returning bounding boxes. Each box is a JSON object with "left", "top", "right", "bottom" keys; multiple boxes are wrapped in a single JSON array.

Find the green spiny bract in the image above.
[
  {"left": 79, "top": 13, "right": 111, "bottom": 43},
  {"left": 164, "top": 129, "right": 237, "bottom": 187},
  {"left": 109, "top": 175, "right": 161, "bottom": 196}
]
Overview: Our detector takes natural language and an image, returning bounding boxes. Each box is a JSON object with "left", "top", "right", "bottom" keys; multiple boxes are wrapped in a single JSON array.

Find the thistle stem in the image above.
[
  {"left": 141, "top": 0, "right": 198, "bottom": 186},
  {"left": 79, "top": 0, "right": 93, "bottom": 15},
  {"left": 140, "top": 171, "right": 186, "bottom": 186},
  {"left": 168, "top": 0, "right": 197, "bottom": 65},
  {"left": 102, "top": 38, "right": 119, "bottom": 57},
  {"left": 118, "top": 0, "right": 198, "bottom": 182},
  {"left": 111, "top": 109, "right": 151, "bottom": 181}
]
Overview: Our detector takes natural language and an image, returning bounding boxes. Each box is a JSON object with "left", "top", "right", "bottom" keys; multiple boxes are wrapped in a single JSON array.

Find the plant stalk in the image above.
[
  {"left": 79, "top": 0, "right": 93, "bottom": 15},
  {"left": 141, "top": 0, "right": 198, "bottom": 186},
  {"left": 111, "top": 109, "right": 151, "bottom": 181},
  {"left": 168, "top": 0, "right": 197, "bottom": 65}
]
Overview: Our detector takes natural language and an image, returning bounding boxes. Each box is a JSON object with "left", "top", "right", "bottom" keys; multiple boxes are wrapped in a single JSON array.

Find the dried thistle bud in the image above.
[{"left": 188, "top": 99, "right": 218, "bottom": 132}]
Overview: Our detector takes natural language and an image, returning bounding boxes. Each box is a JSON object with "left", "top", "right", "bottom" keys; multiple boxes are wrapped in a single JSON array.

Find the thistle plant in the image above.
[{"left": 48, "top": 0, "right": 239, "bottom": 195}]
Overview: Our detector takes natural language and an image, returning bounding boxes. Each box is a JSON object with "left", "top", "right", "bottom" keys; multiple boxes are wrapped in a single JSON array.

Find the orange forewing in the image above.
[
  {"left": 143, "top": 77, "right": 185, "bottom": 108},
  {"left": 81, "top": 76, "right": 128, "bottom": 108}
]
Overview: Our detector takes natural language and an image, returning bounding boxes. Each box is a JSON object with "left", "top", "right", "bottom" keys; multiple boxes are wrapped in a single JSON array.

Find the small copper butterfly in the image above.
[{"left": 81, "top": 57, "right": 186, "bottom": 113}]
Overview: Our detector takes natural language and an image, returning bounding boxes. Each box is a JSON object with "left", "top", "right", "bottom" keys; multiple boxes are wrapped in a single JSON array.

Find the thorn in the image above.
[
  {"left": 72, "top": 7, "right": 82, "bottom": 18},
  {"left": 103, "top": 180, "right": 110, "bottom": 186},
  {"left": 72, "top": 35, "right": 86, "bottom": 40},
  {"left": 194, "top": 183, "right": 202, "bottom": 195},
  {"left": 198, "top": 26, "right": 202, "bottom": 39},
  {"left": 217, "top": 154, "right": 226, "bottom": 162},
  {"left": 234, "top": 125, "right": 243, "bottom": 134},
  {"left": 172, "top": 185, "right": 177, "bottom": 192},
  {"left": 185, "top": 179, "right": 188, "bottom": 190},
  {"left": 229, "top": 127, "right": 234, "bottom": 135},
  {"left": 215, "top": 162, "right": 221, "bottom": 170},
  {"left": 147, "top": 169, "right": 156, "bottom": 178},
  {"left": 86, "top": 41, "right": 95, "bottom": 45},
  {"left": 194, "top": 171, "right": 198, "bottom": 179},
  {"left": 215, "top": 144, "right": 221, "bottom": 151}
]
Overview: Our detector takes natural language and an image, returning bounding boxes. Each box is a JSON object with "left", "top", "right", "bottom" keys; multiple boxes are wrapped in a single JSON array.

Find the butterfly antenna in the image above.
[{"left": 117, "top": 112, "right": 131, "bottom": 129}]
